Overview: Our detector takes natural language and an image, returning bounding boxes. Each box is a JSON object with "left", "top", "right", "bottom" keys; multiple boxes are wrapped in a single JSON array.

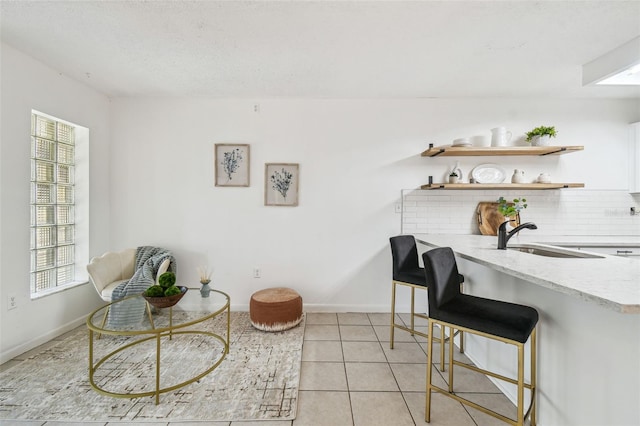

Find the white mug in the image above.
[
  {"left": 490, "top": 127, "right": 513, "bottom": 147},
  {"left": 471, "top": 135, "right": 490, "bottom": 147}
]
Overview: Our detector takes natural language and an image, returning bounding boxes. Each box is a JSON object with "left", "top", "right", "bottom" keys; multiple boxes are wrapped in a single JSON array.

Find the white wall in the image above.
[
  {"left": 1, "top": 44, "right": 637, "bottom": 362},
  {"left": 110, "top": 99, "right": 405, "bottom": 313},
  {"left": 110, "top": 97, "right": 638, "bottom": 315},
  {"left": 0, "top": 44, "right": 111, "bottom": 362}
]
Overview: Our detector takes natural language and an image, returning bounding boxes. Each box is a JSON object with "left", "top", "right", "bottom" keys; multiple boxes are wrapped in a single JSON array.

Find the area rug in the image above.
[{"left": 0, "top": 311, "right": 305, "bottom": 422}]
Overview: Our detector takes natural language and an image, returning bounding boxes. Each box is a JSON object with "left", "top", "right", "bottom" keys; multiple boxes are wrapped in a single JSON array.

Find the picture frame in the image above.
[
  {"left": 215, "top": 144, "right": 250, "bottom": 187},
  {"left": 264, "top": 163, "right": 299, "bottom": 206}
]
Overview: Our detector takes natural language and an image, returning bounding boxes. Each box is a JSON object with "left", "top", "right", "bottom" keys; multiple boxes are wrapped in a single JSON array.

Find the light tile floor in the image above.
[{"left": 1, "top": 312, "right": 522, "bottom": 426}]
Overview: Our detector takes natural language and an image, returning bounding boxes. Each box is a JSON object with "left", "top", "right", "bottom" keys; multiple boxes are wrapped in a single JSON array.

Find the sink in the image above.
[{"left": 507, "top": 244, "right": 604, "bottom": 258}]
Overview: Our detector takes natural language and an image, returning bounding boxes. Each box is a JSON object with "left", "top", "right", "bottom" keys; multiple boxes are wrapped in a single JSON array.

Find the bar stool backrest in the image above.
[
  {"left": 389, "top": 235, "right": 420, "bottom": 279},
  {"left": 423, "top": 247, "right": 462, "bottom": 310}
]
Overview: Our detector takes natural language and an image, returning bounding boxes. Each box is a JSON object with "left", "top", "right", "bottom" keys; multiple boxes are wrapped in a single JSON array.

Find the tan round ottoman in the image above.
[{"left": 250, "top": 287, "right": 303, "bottom": 332}]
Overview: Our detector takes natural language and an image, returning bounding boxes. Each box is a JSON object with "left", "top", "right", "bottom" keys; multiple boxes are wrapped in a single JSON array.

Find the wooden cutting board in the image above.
[{"left": 476, "top": 202, "right": 520, "bottom": 236}]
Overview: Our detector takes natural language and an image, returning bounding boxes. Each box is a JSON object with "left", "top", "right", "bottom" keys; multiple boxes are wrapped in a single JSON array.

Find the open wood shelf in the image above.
[
  {"left": 421, "top": 145, "right": 584, "bottom": 157},
  {"left": 420, "top": 183, "right": 585, "bottom": 190}
]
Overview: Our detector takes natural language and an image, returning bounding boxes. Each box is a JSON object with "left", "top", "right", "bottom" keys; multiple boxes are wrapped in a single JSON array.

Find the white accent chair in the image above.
[{"left": 87, "top": 248, "right": 170, "bottom": 303}]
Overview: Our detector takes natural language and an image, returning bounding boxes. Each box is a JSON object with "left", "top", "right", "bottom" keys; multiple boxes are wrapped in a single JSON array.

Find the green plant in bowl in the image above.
[
  {"left": 158, "top": 271, "right": 176, "bottom": 289},
  {"left": 144, "top": 285, "right": 165, "bottom": 297},
  {"left": 164, "top": 285, "right": 182, "bottom": 297},
  {"left": 525, "top": 126, "right": 557, "bottom": 142}
]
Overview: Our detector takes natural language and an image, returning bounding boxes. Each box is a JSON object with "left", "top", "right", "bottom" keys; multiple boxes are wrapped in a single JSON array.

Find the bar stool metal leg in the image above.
[
  {"left": 440, "top": 324, "right": 445, "bottom": 371},
  {"left": 518, "top": 341, "right": 525, "bottom": 425},
  {"left": 410, "top": 286, "right": 415, "bottom": 335},
  {"left": 425, "top": 320, "right": 434, "bottom": 423},
  {"left": 448, "top": 326, "right": 454, "bottom": 392},
  {"left": 390, "top": 281, "right": 397, "bottom": 349},
  {"left": 531, "top": 328, "right": 537, "bottom": 426}
]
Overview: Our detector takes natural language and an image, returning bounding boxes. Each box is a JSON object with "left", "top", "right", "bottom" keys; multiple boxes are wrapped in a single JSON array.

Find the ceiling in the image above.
[{"left": 2, "top": 0, "right": 640, "bottom": 99}]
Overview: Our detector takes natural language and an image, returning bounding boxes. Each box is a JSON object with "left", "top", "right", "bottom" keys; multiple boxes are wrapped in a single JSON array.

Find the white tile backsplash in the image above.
[{"left": 401, "top": 189, "right": 640, "bottom": 236}]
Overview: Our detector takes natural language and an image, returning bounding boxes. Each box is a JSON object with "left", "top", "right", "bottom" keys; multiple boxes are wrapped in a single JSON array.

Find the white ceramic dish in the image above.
[
  {"left": 452, "top": 138, "right": 471, "bottom": 147},
  {"left": 472, "top": 164, "right": 506, "bottom": 183}
]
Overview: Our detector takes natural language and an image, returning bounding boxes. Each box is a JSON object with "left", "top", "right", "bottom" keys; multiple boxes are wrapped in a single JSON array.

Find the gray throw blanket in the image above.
[{"left": 107, "top": 246, "right": 177, "bottom": 328}]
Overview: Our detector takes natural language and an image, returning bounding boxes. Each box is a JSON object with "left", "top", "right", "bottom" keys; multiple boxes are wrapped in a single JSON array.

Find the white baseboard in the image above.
[
  {"left": 0, "top": 316, "right": 87, "bottom": 364},
  {"left": 302, "top": 303, "right": 392, "bottom": 312},
  {"left": 179, "top": 298, "right": 403, "bottom": 313}
]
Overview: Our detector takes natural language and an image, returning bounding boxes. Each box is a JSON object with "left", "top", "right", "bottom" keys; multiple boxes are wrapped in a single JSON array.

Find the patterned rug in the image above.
[{"left": 0, "top": 311, "right": 305, "bottom": 422}]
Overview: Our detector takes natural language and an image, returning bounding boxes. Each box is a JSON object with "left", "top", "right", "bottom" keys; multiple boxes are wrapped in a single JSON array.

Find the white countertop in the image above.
[
  {"left": 413, "top": 234, "right": 640, "bottom": 314},
  {"left": 524, "top": 235, "right": 640, "bottom": 247}
]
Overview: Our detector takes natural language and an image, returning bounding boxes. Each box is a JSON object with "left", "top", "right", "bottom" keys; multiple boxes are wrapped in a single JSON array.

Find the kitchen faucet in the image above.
[{"left": 497, "top": 221, "right": 538, "bottom": 250}]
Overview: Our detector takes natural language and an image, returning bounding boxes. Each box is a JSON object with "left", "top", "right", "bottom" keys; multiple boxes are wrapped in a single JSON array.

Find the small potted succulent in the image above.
[
  {"left": 197, "top": 266, "right": 212, "bottom": 298},
  {"left": 525, "top": 126, "right": 557, "bottom": 146},
  {"left": 448, "top": 171, "right": 459, "bottom": 184}
]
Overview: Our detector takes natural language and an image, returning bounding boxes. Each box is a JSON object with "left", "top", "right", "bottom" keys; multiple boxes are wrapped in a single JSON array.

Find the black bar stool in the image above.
[
  {"left": 422, "top": 247, "right": 538, "bottom": 426},
  {"left": 389, "top": 236, "right": 464, "bottom": 368}
]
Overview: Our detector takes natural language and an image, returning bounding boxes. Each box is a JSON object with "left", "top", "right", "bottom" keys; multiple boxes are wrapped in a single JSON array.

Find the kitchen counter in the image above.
[
  {"left": 413, "top": 233, "right": 640, "bottom": 426},
  {"left": 413, "top": 234, "right": 640, "bottom": 313}
]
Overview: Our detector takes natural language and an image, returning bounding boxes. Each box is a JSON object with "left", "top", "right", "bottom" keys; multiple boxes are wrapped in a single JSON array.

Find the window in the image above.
[{"left": 30, "top": 113, "right": 77, "bottom": 295}]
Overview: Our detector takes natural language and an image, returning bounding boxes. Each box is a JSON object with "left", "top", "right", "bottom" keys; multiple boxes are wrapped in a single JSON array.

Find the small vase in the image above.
[
  {"left": 200, "top": 281, "right": 211, "bottom": 298},
  {"left": 511, "top": 169, "right": 525, "bottom": 183}
]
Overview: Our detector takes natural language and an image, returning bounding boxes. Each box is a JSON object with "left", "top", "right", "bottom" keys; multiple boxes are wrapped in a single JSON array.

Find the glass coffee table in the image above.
[{"left": 86, "top": 289, "right": 230, "bottom": 404}]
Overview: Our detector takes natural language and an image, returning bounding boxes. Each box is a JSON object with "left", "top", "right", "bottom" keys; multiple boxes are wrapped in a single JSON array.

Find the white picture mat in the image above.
[
  {"left": 215, "top": 144, "right": 250, "bottom": 187},
  {"left": 265, "top": 163, "right": 299, "bottom": 206}
]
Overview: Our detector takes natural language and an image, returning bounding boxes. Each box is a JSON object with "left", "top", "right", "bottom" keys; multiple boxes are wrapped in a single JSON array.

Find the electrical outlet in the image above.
[
  {"left": 8, "top": 294, "right": 17, "bottom": 310},
  {"left": 253, "top": 268, "right": 261, "bottom": 278}
]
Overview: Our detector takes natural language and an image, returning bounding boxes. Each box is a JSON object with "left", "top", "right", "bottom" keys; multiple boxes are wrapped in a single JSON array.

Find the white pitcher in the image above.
[{"left": 490, "top": 127, "right": 513, "bottom": 147}]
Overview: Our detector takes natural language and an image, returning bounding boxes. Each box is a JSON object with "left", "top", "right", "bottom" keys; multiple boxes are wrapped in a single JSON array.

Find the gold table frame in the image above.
[{"left": 86, "top": 289, "right": 230, "bottom": 404}]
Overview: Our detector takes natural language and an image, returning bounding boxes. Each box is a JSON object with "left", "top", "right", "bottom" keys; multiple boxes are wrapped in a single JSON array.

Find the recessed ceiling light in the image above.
[{"left": 582, "top": 36, "right": 640, "bottom": 86}]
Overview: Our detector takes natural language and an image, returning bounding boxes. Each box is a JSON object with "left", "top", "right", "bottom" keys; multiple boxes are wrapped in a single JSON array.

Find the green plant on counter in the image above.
[
  {"left": 497, "top": 196, "right": 527, "bottom": 218},
  {"left": 525, "top": 126, "right": 557, "bottom": 142}
]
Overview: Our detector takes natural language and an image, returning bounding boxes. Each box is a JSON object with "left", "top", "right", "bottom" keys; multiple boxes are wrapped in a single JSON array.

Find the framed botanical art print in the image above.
[
  {"left": 265, "top": 163, "right": 299, "bottom": 206},
  {"left": 215, "top": 144, "right": 250, "bottom": 187}
]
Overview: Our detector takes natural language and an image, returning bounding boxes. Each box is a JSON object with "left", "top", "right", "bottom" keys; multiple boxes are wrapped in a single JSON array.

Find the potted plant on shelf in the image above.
[
  {"left": 497, "top": 196, "right": 527, "bottom": 228},
  {"left": 448, "top": 171, "right": 459, "bottom": 184},
  {"left": 525, "top": 126, "right": 557, "bottom": 146},
  {"left": 198, "top": 266, "right": 212, "bottom": 298}
]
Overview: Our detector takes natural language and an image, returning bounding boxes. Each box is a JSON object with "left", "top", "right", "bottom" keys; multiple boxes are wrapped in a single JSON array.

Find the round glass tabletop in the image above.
[{"left": 87, "top": 288, "right": 230, "bottom": 335}]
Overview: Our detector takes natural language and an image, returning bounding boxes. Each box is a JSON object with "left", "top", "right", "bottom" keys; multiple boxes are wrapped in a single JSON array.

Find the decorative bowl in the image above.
[{"left": 142, "top": 286, "right": 188, "bottom": 308}]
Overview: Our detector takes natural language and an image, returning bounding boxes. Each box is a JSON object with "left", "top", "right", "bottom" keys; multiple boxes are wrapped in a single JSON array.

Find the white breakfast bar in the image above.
[{"left": 414, "top": 234, "right": 640, "bottom": 426}]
